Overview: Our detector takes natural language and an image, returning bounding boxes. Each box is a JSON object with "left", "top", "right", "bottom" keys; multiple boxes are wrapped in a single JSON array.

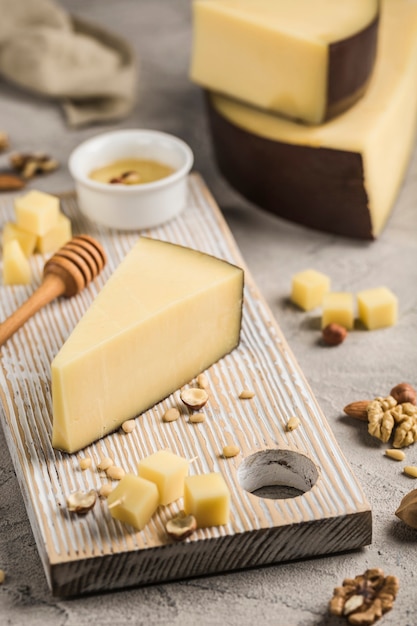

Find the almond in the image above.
[
  {"left": 0, "top": 171, "right": 25, "bottom": 191},
  {"left": 343, "top": 400, "right": 370, "bottom": 422}
]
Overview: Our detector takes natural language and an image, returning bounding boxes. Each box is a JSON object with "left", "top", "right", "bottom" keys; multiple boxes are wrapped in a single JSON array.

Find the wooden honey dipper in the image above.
[{"left": 0, "top": 234, "right": 107, "bottom": 348}]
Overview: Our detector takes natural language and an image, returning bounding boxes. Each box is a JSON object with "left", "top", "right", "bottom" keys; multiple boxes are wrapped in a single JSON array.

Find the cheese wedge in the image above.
[
  {"left": 206, "top": 0, "right": 417, "bottom": 239},
  {"left": 191, "top": 0, "right": 379, "bottom": 124},
  {"left": 51, "top": 237, "right": 244, "bottom": 453}
]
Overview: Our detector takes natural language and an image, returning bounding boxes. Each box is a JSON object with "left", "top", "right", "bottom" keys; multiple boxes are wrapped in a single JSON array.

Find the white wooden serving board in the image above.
[{"left": 0, "top": 174, "right": 371, "bottom": 597}]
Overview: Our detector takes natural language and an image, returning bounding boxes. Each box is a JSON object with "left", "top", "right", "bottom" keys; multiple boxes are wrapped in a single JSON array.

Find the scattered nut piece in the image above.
[
  {"left": 66, "top": 489, "right": 97, "bottom": 515},
  {"left": 10, "top": 152, "right": 59, "bottom": 179},
  {"left": 286, "top": 416, "right": 300, "bottom": 432},
  {"left": 239, "top": 389, "right": 255, "bottom": 400},
  {"left": 329, "top": 568, "right": 399, "bottom": 625},
  {"left": 79, "top": 457, "right": 92, "bottom": 470},
  {"left": 343, "top": 400, "right": 370, "bottom": 422},
  {"left": 121, "top": 419, "right": 136, "bottom": 433},
  {"left": 0, "top": 569, "right": 5, "bottom": 584},
  {"left": 403, "top": 465, "right": 417, "bottom": 478},
  {"left": 106, "top": 465, "right": 126, "bottom": 481},
  {"left": 180, "top": 387, "right": 209, "bottom": 410},
  {"left": 0, "top": 131, "right": 9, "bottom": 151},
  {"left": 322, "top": 323, "right": 347, "bottom": 346},
  {"left": 166, "top": 511, "right": 197, "bottom": 541},
  {"left": 395, "top": 488, "right": 417, "bottom": 528},
  {"left": 222, "top": 444, "right": 240, "bottom": 458},
  {"left": 367, "top": 396, "right": 417, "bottom": 448},
  {"left": 385, "top": 449, "right": 405, "bottom": 461},
  {"left": 197, "top": 373, "right": 209, "bottom": 389},
  {"left": 110, "top": 170, "right": 141, "bottom": 185},
  {"left": 0, "top": 171, "right": 25, "bottom": 191},
  {"left": 390, "top": 382, "right": 417, "bottom": 406},
  {"left": 99, "top": 484, "right": 113, "bottom": 499},
  {"left": 189, "top": 412, "right": 206, "bottom": 424},
  {"left": 97, "top": 456, "right": 114, "bottom": 472},
  {"left": 163, "top": 407, "right": 180, "bottom": 423}
]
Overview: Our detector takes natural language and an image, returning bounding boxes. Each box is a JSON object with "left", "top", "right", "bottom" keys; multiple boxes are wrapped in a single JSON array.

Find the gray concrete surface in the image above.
[{"left": 1, "top": 1, "right": 417, "bottom": 624}]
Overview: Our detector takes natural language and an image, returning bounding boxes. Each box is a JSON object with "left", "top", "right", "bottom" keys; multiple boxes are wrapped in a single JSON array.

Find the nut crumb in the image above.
[
  {"left": 106, "top": 466, "right": 125, "bottom": 481},
  {"left": 286, "top": 416, "right": 300, "bottom": 432},
  {"left": 121, "top": 419, "right": 136, "bottom": 433},
  {"left": 222, "top": 444, "right": 240, "bottom": 458},
  {"left": 97, "top": 457, "right": 114, "bottom": 472},
  {"left": 66, "top": 490, "right": 97, "bottom": 515},
  {"left": 239, "top": 389, "right": 255, "bottom": 400},
  {"left": 189, "top": 412, "right": 206, "bottom": 424},
  {"left": 197, "top": 373, "right": 209, "bottom": 389},
  {"left": 163, "top": 407, "right": 181, "bottom": 423},
  {"left": 0, "top": 569, "right": 5, "bottom": 584},
  {"left": 79, "top": 457, "right": 92, "bottom": 470},
  {"left": 99, "top": 484, "right": 113, "bottom": 498},
  {"left": 166, "top": 511, "right": 197, "bottom": 541}
]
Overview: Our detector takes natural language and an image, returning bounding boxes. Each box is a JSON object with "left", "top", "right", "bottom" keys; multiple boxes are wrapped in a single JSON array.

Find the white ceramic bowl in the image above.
[{"left": 68, "top": 129, "right": 194, "bottom": 230}]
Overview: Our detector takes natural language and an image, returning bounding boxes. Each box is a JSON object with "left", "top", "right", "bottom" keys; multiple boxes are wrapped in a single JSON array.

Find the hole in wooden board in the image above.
[{"left": 237, "top": 448, "right": 319, "bottom": 500}]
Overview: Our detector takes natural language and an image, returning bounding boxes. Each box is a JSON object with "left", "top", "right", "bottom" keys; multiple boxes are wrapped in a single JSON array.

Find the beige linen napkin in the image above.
[{"left": 0, "top": 0, "right": 137, "bottom": 127}]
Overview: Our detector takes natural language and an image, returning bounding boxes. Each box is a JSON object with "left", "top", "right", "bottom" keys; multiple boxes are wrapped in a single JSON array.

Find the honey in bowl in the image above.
[{"left": 89, "top": 158, "right": 175, "bottom": 185}]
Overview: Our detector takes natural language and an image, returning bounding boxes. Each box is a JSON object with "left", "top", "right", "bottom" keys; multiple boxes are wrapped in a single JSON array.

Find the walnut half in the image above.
[{"left": 329, "top": 568, "right": 399, "bottom": 625}]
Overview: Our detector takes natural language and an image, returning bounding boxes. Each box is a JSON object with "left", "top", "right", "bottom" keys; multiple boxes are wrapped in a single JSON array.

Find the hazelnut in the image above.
[
  {"left": 180, "top": 388, "right": 209, "bottom": 410},
  {"left": 390, "top": 383, "right": 417, "bottom": 405},
  {"left": 166, "top": 511, "right": 197, "bottom": 541},
  {"left": 321, "top": 323, "right": 347, "bottom": 346},
  {"left": 66, "top": 489, "right": 97, "bottom": 515}
]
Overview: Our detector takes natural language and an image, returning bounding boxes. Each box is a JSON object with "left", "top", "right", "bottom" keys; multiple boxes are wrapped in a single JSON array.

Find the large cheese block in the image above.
[
  {"left": 51, "top": 237, "right": 244, "bottom": 453},
  {"left": 190, "top": 0, "right": 379, "bottom": 125},
  {"left": 205, "top": 0, "right": 417, "bottom": 240}
]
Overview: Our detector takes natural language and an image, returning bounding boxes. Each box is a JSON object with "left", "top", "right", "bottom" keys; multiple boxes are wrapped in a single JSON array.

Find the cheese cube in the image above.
[
  {"left": 184, "top": 472, "right": 230, "bottom": 527},
  {"left": 138, "top": 450, "right": 189, "bottom": 505},
  {"left": 191, "top": 0, "right": 378, "bottom": 124},
  {"left": 36, "top": 213, "right": 72, "bottom": 254},
  {"left": 15, "top": 190, "right": 60, "bottom": 236},
  {"left": 357, "top": 287, "right": 398, "bottom": 330},
  {"left": 2, "top": 240, "right": 32, "bottom": 285},
  {"left": 291, "top": 269, "right": 330, "bottom": 311},
  {"left": 322, "top": 292, "right": 354, "bottom": 329},
  {"left": 2, "top": 222, "right": 36, "bottom": 257},
  {"left": 51, "top": 237, "right": 244, "bottom": 453},
  {"left": 107, "top": 474, "right": 159, "bottom": 531}
]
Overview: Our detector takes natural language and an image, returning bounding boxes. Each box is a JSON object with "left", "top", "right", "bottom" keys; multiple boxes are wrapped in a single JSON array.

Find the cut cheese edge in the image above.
[
  {"left": 191, "top": 0, "right": 379, "bottom": 124},
  {"left": 51, "top": 237, "right": 244, "bottom": 453},
  {"left": 207, "top": 0, "right": 417, "bottom": 239}
]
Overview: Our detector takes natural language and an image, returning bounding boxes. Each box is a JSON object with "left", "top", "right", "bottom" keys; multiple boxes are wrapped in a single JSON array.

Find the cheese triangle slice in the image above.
[{"left": 51, "top": 237, "right": 244, "bottom": 453}]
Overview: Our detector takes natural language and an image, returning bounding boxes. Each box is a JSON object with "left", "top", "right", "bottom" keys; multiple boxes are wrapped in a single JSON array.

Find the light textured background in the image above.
[{"left": 1, "top": 1, "right": 417, "bottom": 624}]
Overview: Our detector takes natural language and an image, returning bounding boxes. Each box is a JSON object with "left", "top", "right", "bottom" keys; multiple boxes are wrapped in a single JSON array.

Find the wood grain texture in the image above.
[{"left": 0, "top": 175, "right": 371, "bottom": 597}]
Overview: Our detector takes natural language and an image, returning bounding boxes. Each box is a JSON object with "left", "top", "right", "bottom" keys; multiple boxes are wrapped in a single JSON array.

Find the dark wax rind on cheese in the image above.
[
  {"left": 206, "top": 94, "right": 373, "bottom": 239},
  {"left": 327, "top": 14, "right": 379, "bottom": 120}
]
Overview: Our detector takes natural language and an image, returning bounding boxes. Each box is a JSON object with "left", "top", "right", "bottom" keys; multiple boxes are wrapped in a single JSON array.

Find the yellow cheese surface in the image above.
[
  {"left": 15, "top": 190, "right": 60, "bottom": 236},
  {"left": 2, "top": 240, "right": 32, "bottom": 285},
  {"left": 51, "top": 237, "right": 244, "bottom": 452},
  {"left": 322, "top": 293, "right": 354, "bottom": 330},
  {"left": 357, "top": 287, "right": 397, "bottom": 330},
  {"left": 138, "top": 450, "right": 189, "bottom": 505},
  {"left": 36, "top": 213, "right": 72, "bottom": 254},
  {"left": 291, "top": 269, "right": 330, "bottom": 311},
  {"left": 184, "top": 472, "right": 230, "bottom": 527},
  {"left": 210, "top": 0, "right": 417, "bottom": 237},
  {"left": 191, "top": 0, "right": 378, "bottom": 124},
  {"left": 2, "top": 222, "right": 37, "bottom": 257},
  {"left": 107, "top": 474, "right": 159, "bottom": 531}
]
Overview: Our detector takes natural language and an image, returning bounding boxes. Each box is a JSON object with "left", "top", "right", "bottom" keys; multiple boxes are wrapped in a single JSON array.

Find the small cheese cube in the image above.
[
  {"left": 184, "top": 472, "right": 230, "bottom": 527},
  {"left": 15, "top": 190, "right": 60, "bottom": 236},
  {"left": 36, "top": 213, "right": 72, "bottom": 254},
  {"left": 2, "top": 240, "right": 32, "bottom": 285},
  {"left": 137, "top": 450, "right": 189, "bottom": 505},
  {"left": 291, "top": 269, "right": 330, "bottom": 311},
  {"left": 107, "top": 474, "right": 159, "bottom": 531},
  {"left": 2, "top": 222, "right": 37, "bottom": 257},
  {"left": 357, "top": 287, "right": 398, "bottom": 330},
  {"left": 322, "top": 292, "right": 354, "bottom": 329}
]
